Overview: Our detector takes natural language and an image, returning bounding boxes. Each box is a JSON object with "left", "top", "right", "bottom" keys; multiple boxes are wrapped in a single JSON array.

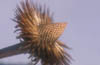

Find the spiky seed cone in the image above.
[{"left": 14, "top": 0, "right": 71, "bottom": 65}]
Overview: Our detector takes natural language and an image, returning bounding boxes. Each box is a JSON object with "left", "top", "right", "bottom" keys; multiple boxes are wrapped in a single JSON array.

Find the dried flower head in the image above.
[{"left": 14, "top": 0, "right": 71, "bottom": 65}]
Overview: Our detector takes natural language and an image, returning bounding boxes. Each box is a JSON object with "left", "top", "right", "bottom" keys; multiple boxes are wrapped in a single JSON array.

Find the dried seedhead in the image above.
[{"left": 14, "top": 0, "right": 71, "bottom": 65}]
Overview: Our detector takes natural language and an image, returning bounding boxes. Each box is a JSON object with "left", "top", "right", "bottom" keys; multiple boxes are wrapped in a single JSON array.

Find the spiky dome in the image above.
[{"left": 14, "top": 0, "right": 71, "bottom": 65}]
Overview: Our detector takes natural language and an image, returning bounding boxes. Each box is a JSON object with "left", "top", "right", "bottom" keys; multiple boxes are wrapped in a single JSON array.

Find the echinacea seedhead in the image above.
[{"left": 14, "top": 0, "right": 71, "bottom": 65}]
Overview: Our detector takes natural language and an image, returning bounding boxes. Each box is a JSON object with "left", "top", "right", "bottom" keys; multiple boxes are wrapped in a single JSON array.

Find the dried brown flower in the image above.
[{"left": 14, "top": 0, "right": 71, "bottom": 65}]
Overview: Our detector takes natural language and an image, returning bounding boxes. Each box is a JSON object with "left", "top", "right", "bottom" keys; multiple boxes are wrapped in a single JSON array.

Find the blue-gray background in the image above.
[{"left": 0, "top": 0, "right": 100, "bottom": 65}]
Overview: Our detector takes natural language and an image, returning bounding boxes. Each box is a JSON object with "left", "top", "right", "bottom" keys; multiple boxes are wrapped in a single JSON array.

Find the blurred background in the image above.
[{"left": 0, "top": 0, "right": 100, "bottom": 65}]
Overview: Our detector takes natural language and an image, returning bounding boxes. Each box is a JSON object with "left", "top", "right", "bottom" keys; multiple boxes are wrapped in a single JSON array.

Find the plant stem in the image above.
[{"left": 0, "top": 43, "right": 26, "bottom": 59}]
